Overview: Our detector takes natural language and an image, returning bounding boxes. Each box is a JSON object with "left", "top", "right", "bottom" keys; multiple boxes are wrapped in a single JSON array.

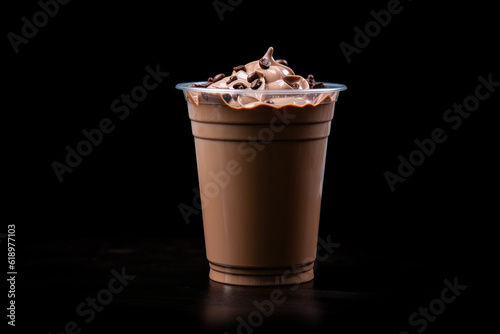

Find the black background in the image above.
[{"left": 4, "top": 0, "right": 498, "bottom": 333}]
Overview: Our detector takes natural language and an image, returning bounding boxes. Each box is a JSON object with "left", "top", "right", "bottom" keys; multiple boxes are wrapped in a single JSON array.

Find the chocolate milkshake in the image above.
[{"left": 176, "top": 47, "right": 346, "bottom": 286}]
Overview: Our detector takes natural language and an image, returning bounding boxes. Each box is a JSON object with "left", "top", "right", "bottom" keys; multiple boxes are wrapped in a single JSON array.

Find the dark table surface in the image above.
[{"left": 18, "top": 236, "right": 489, "bottom": 334}]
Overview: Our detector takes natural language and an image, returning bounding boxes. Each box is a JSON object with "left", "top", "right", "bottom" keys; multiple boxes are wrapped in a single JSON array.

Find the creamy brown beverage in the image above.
[{"left": 176, "top": 47, "right": 346, "bottom": 286}]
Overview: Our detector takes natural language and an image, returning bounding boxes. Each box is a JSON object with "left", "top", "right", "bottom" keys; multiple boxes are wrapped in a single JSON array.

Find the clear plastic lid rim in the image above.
[{"left": 175, "top": 82, "right": 347, "bottom": 95}]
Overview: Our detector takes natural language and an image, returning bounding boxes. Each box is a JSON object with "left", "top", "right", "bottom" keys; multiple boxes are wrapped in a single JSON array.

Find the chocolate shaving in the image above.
[
  {"left": 306, "top": 74, "right": 315, "bottom": 86},
  {"left": 226, "top": 76, "right": 237, "bottom": 84},
  {"left": 190, "top": 82, "right": 210, "bottom": 88},
  {"left": 213, "top": 73, "right": 225, "bottom": 82},
  {"left": 233, "top": 83, "right": 247, "bottom": 89},
  {"left": 259, "top": 57, "right": 271, "bottom": 69},
  {"left": 247, "top": 72, "right": 259, "bottom": 83},
  {"left": 312, "top": 82, "right": 325, "bottom": 89},
  {"left": 251, "top": 79, "right": 262, "bottom": 90},
  {"left": 276, "top": 59, "right": 288, "bottom": 66},
  {"left": 233, "top": 65, "right": 246, "bottom": 72}
]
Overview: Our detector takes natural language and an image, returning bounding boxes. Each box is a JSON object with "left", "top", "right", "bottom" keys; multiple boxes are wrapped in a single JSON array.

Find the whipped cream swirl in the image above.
[{"left": 188, "top": 47, "right": 335, "bottom": 108}]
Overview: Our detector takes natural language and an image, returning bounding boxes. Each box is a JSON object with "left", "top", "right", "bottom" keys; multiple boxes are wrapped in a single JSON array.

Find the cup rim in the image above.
[{"left": 175, "top": 82, "right": 347, "bottom": 95}]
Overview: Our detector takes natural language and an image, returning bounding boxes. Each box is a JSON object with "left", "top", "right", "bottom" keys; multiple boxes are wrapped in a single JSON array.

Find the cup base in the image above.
[{"left": 208, "top": 262, "right": 314, "bottom": 286}]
